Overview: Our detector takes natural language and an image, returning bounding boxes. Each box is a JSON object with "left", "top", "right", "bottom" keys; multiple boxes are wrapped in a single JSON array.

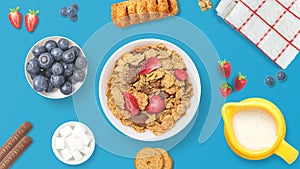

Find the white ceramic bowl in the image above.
[
  {"left": 51, "top": 121, "right": 95, "bottom": 165},
  {"left": 25, "top": 36, "right": 88, "bottom": 99},
  {"left": 99, "top": 38, "right": 201, "bottom": 141}
]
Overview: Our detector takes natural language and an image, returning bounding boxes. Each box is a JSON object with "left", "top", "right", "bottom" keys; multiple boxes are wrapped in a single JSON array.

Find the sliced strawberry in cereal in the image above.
[
  {"left": 146, "top": 95, "right": 165, "bottom": 114},
  {"left": 123, "top": 92, "right": 139, "bottom": 116},
  {"left": 174, "top": 69, "right": 188, "bottom": 81},
  {"left": 140, "top": 57, "right": 162, "bottom": 75}
]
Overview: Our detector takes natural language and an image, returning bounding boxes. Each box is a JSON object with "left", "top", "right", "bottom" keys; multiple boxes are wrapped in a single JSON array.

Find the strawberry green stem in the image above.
[
  {"left": 238, "top": 72, "right": 247, "bottom": 80},
  {"left": 218, "top": 59, "right": 228, "bottom": 66}
]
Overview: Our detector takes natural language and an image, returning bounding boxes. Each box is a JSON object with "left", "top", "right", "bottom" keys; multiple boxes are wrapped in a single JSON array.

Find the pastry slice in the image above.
[
  {"left": 135, "top": 148, "right": 164, "bottom": 169},
  {"left": 127, "top": 1, "right": 140, "bottom": 25},
  {"left": 169, "top": 0, "right": 179, "bottom": 15},
  {"left": 111, "top": 2, "right": 130, "bottom": 28},
  {"left": 146, "top": 0, "right": 160, "bottom": 20},
  {"left": 157, "top": 0, "right": 170, "bottom": 18}
]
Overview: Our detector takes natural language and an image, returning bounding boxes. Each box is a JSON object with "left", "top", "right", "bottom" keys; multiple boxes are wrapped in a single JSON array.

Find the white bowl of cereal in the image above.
[{"left": 99, "top": 38, "right": 201, "bottom": 141}]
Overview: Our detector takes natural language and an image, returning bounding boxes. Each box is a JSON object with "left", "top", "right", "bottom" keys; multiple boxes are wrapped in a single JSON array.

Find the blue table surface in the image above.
[{"left": 1, "top": 0, "right": 300, "bottom": 168}]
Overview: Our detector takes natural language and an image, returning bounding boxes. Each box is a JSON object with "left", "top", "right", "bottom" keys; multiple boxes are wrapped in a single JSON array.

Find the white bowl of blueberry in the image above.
[{"left": 25, "top": 36, "right": 88, "bottom": 99}]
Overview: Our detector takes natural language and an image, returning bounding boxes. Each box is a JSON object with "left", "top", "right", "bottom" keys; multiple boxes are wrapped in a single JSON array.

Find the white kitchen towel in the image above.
[{"left": 217, "top": 0, "right": 300, "bottom": 69}]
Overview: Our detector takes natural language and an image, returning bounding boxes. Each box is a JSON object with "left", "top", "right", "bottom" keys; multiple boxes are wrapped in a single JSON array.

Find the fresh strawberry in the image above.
[
  {"left": 123, "top": 92, "right": 139, "bottom": 116},
  {"left": 25, "top": 9, "right": 39, "bottom": 32},
  {"left": 8, "top": 7, "right": 22, "bottom": 29},
  {"left": 220, "top": 82, "right": 232, "bottom": 98},
  {"left": 218, "top": 60, "right": 231, "bottom": 78},
  {"left": 140, "top": 57, "right": 161, "bottom": 75},
  {"left": 146, "top": 95, "right": 165, "bottom": 114},
  {"left": 234, "top": 72, "right": 247, "bottom": 91},
  {"left": 174, "top": 69, "right": 188, "bottom": 81}
]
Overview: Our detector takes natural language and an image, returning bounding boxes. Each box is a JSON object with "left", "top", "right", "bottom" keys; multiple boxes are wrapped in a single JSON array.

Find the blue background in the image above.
[{"left": 0, "top": 0, "right": 299, "bottom": 168}]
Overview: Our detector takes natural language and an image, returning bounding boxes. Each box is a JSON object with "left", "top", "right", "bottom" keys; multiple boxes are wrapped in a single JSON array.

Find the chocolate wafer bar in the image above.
[
  {"left": 0, "top": 136, "right": 32, "bottom": 169},
  {"left": 0, "top": 122, "right": 32, "bottom": 162}
]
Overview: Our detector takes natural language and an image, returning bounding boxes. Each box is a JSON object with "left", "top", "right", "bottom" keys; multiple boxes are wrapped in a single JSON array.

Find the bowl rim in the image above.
[
  {"left": 51, "top": 121, "right": 96, "bottom": 165},
  {"left": 24, "top": 36, "right": 88, "bottom": 99},
  {"left": 99, "top": 38, "right": 201, "bottom": 142}
]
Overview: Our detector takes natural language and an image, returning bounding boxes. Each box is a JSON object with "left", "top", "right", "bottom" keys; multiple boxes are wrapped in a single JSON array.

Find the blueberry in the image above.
[
  {"left": 63, "top": 63, "right": 75, "bottom": 77},
  {"left": 38, "top": 53, "right": 54, "bottom": 69},
  {"left": 73, "top": 69, "right": 85, "bottom": 82},
  {"left": 62, "top": 50, "right": 76, "bottom": 63},
  {"left": 32, "top": 46, "right": 47, "bottom": 58},
  {"left": 60, "top": 82, "right": 73, "bottom": 95},
  {"left": 51, "top": 62, "right": 64, "bottom": 75},
  {"left": 45, "top": 81, "right": 55, "bottom": 93},
  {"left": 51, "top": 48, "right": 63, "bottom": 61},
  {"left": 58, "top": 38, "right": 69, "bottom": 51},
  {"left": 70, "top": 3, "right": 79, "bottom": 11},
  {"left": 32, "top": 75, "right": 48, "bottom": 92},
  {"left": 68, "top": 76, "right": 78, "bottom": 85},
  {"left": 45, "top": 40, "right": 58, "bottom": 52},
  {"left": 26, "top": 59, "right": 41, "bottom": 75},
  {"left": 44, "top": 68, "right": 52, "bottom": 78},
  {"left": 276, "top": 71, "right": 287, "bottom": 81},
  {"left": 69, "top": 14, "right": 78, "bottom": 22},
  {"left": 75, "top": 56, "right": 87, "bottom": 69},
  {"left": 60, "top": 7, "right": 68, "bottom": 17},
  {"left": 69, "top": 46, "right": 81, "bottom": 57},
  {"left": 67, "top": 7, "right": 77, "bottom": 18},
  {"left": 30, "top": 71, "right": 44, "bottom": 80},
  {"left": 265, "top": 76, "right": 275, "bottom": 87},
  {"left": 64, "top": 68, "right": 73, "bottom": 77},
  {"left": 50, "top": 74, "right": 65, "bottom": 87}
]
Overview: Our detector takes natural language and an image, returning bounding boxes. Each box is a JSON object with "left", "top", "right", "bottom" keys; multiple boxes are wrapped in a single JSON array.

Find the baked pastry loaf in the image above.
[{"left": 111, "top": 0, "right": 178, "bottom": 28}]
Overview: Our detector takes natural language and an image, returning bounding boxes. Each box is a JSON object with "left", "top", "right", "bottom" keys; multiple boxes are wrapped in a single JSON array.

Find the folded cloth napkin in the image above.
[{"left": 217, "top": 0, "right": 300, "bottom": 69}]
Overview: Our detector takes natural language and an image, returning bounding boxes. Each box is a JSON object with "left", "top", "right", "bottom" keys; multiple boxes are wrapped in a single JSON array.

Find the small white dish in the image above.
[
  {"left": 52, "top": 121, "right": 95, "bottom": 165},
  {"left": 25, "top": 36, "right": 88, "bottom": 99},
  {"left": 99, "top": 38, "right": 201, "bottom": 142}
]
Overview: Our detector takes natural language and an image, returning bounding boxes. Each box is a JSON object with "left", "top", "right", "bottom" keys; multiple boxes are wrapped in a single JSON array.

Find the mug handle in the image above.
[{"left": 274, "top": 140, "right": 299, "bottom": 164}]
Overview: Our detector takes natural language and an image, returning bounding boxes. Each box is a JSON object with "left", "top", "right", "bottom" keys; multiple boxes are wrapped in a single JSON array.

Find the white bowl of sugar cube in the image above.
[{"left": 52, "top": 121, "right": 95, "bottom": 165}]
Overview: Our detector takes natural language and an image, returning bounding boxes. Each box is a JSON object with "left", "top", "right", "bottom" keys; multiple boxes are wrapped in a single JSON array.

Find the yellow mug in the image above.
[{"left": 222, "top": 98, "right": 298, "bottom": 164}]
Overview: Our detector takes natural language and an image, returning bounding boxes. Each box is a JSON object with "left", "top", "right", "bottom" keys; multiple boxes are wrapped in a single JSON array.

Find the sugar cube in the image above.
[
  {"left": 73, "top": 124, "right": 86, "bottom": 138},
  {"left": 82, "top": 134, "right": 91, "bottom": 146},
  {"left": 80, "top": 145, "right": 92, "bottom": 155},
  {"left": 70, "top": 150, "right": 83, "bottom": 161},
  {"left": 60, "top": 148, "right": 72, "bottom": 161},
  {"left": 55, "top": 137, "right": 65, "bottom": 150},
  {"left": 65, "top": 135, "right": 83, "bottom": 150},
  {"left": 59, "top": 125, "right": 73, "bottom": 137}
]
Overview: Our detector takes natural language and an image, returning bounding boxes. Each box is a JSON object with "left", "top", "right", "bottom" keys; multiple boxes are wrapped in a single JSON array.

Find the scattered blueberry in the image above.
[
  {"left": 67, "top": 7, "right": 77, "bottom": 18},
  {"left": 50, "top": 74, "right": 65, "bottom": 87},
  {"left": 70, "top": 3, "right": 79, "bottom": 11},
  {"left": 265, "top": 76, "right": 275, "bottom": 87},
  {"left": 26, "top": 59, "right": 40, "bottom": 75},
  {"left": 69, "top": 14, "right": 78, "bottom": 22},
  {"left": 32, "top": 46, "right": 47, "bottom": 58},
  {"left": 62, "top": 50, "right": 76, "bottom": 63},
  {"left": 45, "top": 40, "right": 58, "bottom": 52},
  {"left": 276, "top": 71, "right": 287, "bottom": 81},
  {"left": 51, "top": 48, "right": 63, "bottom": 61},
  {"left": 60, "top": 3, "right": 79, "bottom": 22},
  {"left": 58, "top": 38, "right": 69, "bottom": 51},
  {"left": 51, "top": 62, "right": 64, "bottom": 75},
  {"left": 60, "top": 7, "right": 68, "bottom": 17},
  {"left": 75, "top": 56, "right": 87, "bottom": 69},
  {"left": 38, "top": 53, "right": 54, "bottom": 69},
  {"left": 32, "top": 75, "right": 48, "bottom": 92},
  {"left": 60, "top": 82, "right": 73, "bottom": 95},
  {"left": 73, "top": 69, "right": 85, "bottom": 82}
]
